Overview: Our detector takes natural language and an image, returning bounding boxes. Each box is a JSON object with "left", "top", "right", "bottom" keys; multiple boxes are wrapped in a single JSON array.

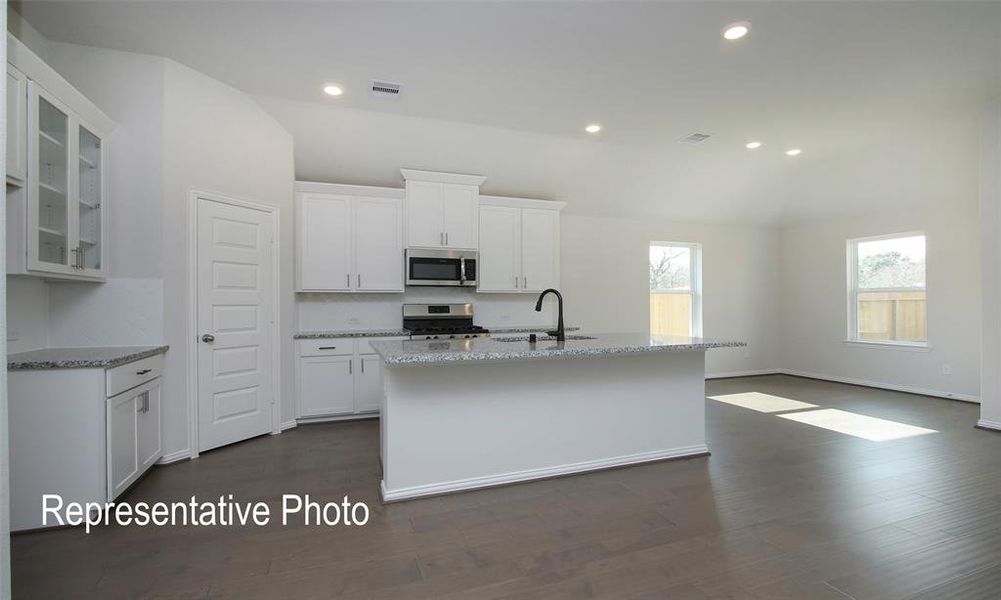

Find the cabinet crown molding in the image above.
[
  {"left": 479, "top": 195, "right": 566, "bottom": 211},
  {"left": 400, "top": 168, "right": 487, "bottom": 187}
]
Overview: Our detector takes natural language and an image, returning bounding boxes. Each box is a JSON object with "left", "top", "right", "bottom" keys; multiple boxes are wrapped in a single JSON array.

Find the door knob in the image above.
[{"left": 201, "top": 334, "right": 215, "bottom": 343}]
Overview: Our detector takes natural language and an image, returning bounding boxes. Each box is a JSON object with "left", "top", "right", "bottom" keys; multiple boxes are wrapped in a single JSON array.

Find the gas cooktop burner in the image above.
[{"left": 402, "top": 304, "right": 489, "bottom": 340}]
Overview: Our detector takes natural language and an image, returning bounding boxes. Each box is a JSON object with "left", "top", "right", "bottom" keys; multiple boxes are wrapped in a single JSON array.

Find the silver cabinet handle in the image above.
[
  {"left": 201, "top": 334, "right": 215, "bottom": 343},
  {"left": 318, "top": 346, "right": 337, "bottom": 350},
  {"left": 361, "top": 359, "right": 365, "bottom": 374},
  {"left": 136, "top": 369, "right": 152, "bottom": 375},
  {"left": 357, "top": 274, "right": 361, "bottom": 287},
  {"left": 440, "top": 232, "right": 444, "bottom": 245},
  {"left": 346, "top": 273, "right": 350, "bottom": 288},
  {"left": 523, "top": 276, "right": 527, "bottom": 288},
  {"left": 445, "top": 232, "right": 449, "bottom": 246},
  {"left": 514, "top": 275, "right": 518, "bottom": 288},
  {"left": 349, "top": 359, "right": 353, "bottom": 375}
]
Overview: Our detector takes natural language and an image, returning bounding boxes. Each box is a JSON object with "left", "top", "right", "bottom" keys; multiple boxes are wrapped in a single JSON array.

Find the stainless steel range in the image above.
[{"left": 403, "top": 303, "right": 489, "bottom": 340}]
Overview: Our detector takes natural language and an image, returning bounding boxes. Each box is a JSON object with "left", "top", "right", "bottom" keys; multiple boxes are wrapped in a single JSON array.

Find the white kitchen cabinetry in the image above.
[
  {"left": 7, "top": 33, "right": 114, "bottom": 282},
  {"left": 9, "top": 353, "right": 164, "bottom": 531},
  {"left": 401, "top": 169, "right": 486, "bottom": 249},
  {"left": 295, "top": 336, "right": 407, "bottom": 420},
  {"left": 6, "top": 63, "right": 27, "bottom": 184},
  {"left": 478, "top": 196, "right": 565, "bottom": 293},
  {"left": 295, "top": 182, "right": 404, "bottom": 292}
]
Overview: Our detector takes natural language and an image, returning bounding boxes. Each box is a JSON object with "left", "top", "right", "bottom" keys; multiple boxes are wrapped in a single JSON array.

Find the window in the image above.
[
  {"left": 847, "top": 233, "right": 926, "bottom": 345},
  {"left": 650, "top": 242, "right": 702, "bottom": 337}
]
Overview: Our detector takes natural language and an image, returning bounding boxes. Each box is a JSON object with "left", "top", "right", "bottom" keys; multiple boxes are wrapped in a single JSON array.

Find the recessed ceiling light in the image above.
[
  {"left": 745, "top": 141, "right": 762, "bottom": 149},
  {"left": 323, "top": 84, "right": 344, "bottom": 97},
  {"left": 786, "top": 148, "right": 802, "bottom": 156},
  {"left": 585, "top": 124, "right": 602, "bottom": 134},
  {"left": 722, "top": 21, "right": 751, "bottom": 41}
]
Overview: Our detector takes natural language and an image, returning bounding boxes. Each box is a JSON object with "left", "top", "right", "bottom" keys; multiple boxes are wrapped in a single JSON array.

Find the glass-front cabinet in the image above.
[{"left": 26, "top": 82, "right": 107, "bottom": 280}]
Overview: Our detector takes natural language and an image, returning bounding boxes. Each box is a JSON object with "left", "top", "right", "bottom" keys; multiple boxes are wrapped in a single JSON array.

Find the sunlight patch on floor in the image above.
[
  {"left": 708, "top": 392, "right": 818, "bottom": 413},
  {"left": 778, "top": 408, "right": 938, "bottom": 441}
]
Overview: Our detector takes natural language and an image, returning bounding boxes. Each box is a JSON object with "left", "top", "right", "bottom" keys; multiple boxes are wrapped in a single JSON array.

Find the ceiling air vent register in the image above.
[
  {"left": 678, "top": 132, "right": 712, "bottom": 144},
  {"left": 371, "top": 80, "right": 402, "bottom": 99}
]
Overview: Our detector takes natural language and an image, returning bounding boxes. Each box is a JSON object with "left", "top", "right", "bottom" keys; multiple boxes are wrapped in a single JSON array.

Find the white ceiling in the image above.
[{"left": 16, "top": 1, "right": 1001, "bottom": 224}]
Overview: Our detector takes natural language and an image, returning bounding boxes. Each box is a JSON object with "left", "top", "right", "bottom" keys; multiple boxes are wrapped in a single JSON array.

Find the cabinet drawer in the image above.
[
  {"left": 106, "top": 354, "right": 163, "bottom": 398},
  {"left": 298, "top": 339, "right": 354, "bottom": 357},
  {"left": 358, "top": 336, "right": 408, "bottom": 355}
]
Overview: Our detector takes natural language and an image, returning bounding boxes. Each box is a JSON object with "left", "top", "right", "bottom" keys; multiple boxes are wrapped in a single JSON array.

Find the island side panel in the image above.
[{"left": 381, "top": 350, "right": 707, "bottom": 501}]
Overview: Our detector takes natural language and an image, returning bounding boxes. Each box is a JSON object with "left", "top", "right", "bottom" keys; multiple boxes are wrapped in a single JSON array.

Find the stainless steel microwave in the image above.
[{"left": 405, "top": 249, "right": 477, "bottom": 287}]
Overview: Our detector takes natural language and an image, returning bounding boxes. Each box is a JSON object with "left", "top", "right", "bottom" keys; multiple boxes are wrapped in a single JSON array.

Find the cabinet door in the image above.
[
  {"left": 354, "top": 197, "right": 403, "bottom": 291},
  {"left": 75, "top": 122, "right": 105, "bottom": 276},
  {"left": 356, "top": 356, "right": 383, "bottom": 413},
  {"left": 137, "top": 384, "right": 162, "bottom": 470},
  {"left": 27, "top": 83, "right": 75, "bottom": 276},
  {"left": 297, "top": 356, "right": 355, "bottom": 417},
  {"left": 107, "top": 392, "right": 138, "bottom": 500},
  {"left": 298, "top": 193, "right": 351, "bottom": 290},
  {"left": 6, "top": 65, "right": 27, "bottom": 183},
  {"left": 521, "top": 208, "right": 560, "bottom": 292},
  {"left": 478, "top": 205, "right": 521, "bottom": 292},
  {"left": 406, "top": 180, "right": 443, "bottom": 248},
  {"left": 442, "top": 184, "right": 478, "bottom": 249}
]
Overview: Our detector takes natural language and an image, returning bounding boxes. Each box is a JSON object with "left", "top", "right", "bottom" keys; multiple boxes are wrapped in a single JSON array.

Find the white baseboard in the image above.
[
  {"left": 156, "top": 449, "right": 193, "bottom": 465},
  {"left": 977, "top": 419, "right": 1001, "bottom": 431},
  {"left": 381, "top": 444, "right": 709, "bottom": 502},
  {"left": 778, "top": 369, "right": 979, "bottom": 403},
  {"left": 295, "top": 413, "right": 379, "bottom": 425},
  {"left": 280, "top": 420, "right": 297, "bottom": 431},
  {"left": 706, "top": 369, "right": 780, "bottom": 380}
]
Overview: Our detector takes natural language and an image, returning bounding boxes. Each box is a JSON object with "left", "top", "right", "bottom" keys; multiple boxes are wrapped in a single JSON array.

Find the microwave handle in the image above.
[{"left": 460, "top": 258, "right": 467, "bottom": 283}]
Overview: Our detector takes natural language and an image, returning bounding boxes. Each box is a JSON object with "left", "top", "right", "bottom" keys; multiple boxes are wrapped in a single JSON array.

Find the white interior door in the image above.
[{"left": 197, "top": 196, "right": 275, "bottom": 452}]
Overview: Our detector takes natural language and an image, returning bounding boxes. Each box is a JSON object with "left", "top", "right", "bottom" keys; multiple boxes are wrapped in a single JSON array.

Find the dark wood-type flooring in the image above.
[{"left": 12, "top": 374, "right": 1001, "bottom": 599}]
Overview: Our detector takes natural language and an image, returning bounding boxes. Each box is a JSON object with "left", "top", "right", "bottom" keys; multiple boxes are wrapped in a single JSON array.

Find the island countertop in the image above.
[{"left": 368, "top": 333, "right": 744, "bottom": 366}]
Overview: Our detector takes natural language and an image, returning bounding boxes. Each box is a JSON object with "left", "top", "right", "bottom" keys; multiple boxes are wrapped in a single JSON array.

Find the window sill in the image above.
[{"left": 843, "top": 339, "right": 931, "bottom": 352}]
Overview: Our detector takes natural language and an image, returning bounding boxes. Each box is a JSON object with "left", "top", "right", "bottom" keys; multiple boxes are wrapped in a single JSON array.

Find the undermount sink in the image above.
[{"left": 492, "top": 335, "right": 597, "bottom": 342}]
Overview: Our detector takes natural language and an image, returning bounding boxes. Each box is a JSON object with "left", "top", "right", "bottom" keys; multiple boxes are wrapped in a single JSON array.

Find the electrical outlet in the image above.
[{"left": 941, "top": 364, "right": 952, "bottom": 376}]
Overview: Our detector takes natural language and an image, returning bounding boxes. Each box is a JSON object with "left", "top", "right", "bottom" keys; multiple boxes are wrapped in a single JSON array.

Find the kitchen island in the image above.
[{"left": 369, "top": 334, "right": 743, "bottom": 502}]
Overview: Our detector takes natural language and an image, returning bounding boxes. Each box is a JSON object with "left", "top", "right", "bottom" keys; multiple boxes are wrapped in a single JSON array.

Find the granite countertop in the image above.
[
  {"left": 368, "top": 333, "right": 744, "bottom": 366},
  {"left": 8, "top": 345, "right": 169, "bottom": 371},
  {"left": 293, "top": 326, "right": 579, "bottom": 340}
]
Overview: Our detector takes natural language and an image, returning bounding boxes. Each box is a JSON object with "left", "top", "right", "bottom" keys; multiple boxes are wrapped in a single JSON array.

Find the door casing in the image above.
[{"left": 187, "top": 190, "right": 281, "bottom": 459}]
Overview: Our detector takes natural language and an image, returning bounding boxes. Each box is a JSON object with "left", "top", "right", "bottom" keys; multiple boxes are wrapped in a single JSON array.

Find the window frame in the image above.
[
  {"left": 649, "top": 241, "right": 703, "bottom": 337},
  {"left": 845, "top": 231, "right": 928, "bottom": 349}
]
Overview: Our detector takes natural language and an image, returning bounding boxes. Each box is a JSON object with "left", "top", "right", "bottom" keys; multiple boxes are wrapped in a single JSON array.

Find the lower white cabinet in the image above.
[
  {"left": 295, "top": 336, "right": 405, "bottom": 420},
  {"left": 9, "top": 353, "right": 164, "bottom": 531},
  {"left": 108, "top": 378, "right": 162, "bottom": 500}
]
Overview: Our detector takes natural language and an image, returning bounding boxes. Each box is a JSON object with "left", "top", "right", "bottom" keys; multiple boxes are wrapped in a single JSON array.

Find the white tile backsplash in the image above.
[
  {"left": 48, "top": 278, "right": 164, "bottom": 347},
  {"left": 296, "top": 287, "right": 555, "bottom": 332}
]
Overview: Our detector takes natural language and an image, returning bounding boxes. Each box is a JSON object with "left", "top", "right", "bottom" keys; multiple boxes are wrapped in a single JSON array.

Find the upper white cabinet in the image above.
[
  {"left": 401, "top": 169, "right": 486, "bottom": 249},
  {"left": 295, "top": 182, "right": 404, "bottom": 293},
  {"left": 6, "top": 64, "right": 27, "bottom": 184},
  {"left": 7, "top": 33, "right": 114, "bottom": 282},
  {"left": 478, "top": 195, "right": 565, "bottom": 293}
]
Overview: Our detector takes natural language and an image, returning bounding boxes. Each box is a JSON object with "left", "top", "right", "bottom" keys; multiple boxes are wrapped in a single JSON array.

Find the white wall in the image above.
[
  {"left": 780, "top": 204, "right": 981, "bottom": 400},
  {"left": 161, "top": 59, "right": 295, "bottom": 449},
  {"left": 980, "top": 98, "right": 1001, "bottom": 425},
  {"left": 561, "top": 215, "right": 781, "bottom": 376}
]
